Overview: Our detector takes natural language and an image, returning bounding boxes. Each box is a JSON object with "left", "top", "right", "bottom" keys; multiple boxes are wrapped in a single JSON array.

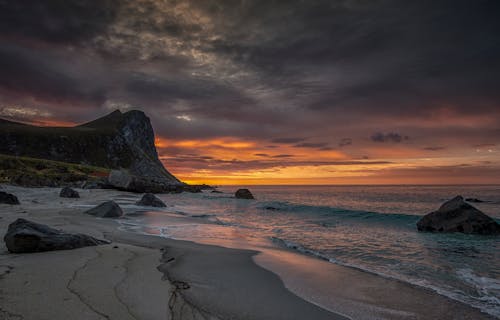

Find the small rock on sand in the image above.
[
  {"left": 136, "top": 193, "right": 166, "bottom": 207},
  {"left": 59, "top": 187, "right": 80, "bottom": 198},
  {"left": 0, "top": 191, "right": 20, "bottom": 205},
  {"left": 3, "top": 218, "right": 108, "bottom": 253},
  {"left": 86, "top": 201, "right": 123, "bottom": 218},
  {"left": 235, "top": 189, "right": 255, "bottom": 199}
]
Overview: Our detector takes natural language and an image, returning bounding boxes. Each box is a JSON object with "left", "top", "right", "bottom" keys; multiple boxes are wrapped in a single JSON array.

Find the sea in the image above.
[{"left": 117, "top": 185, "right": 500, "bottom": 318}]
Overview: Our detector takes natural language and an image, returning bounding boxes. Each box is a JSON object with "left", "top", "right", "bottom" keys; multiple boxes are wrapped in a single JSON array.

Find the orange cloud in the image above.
[{"left": 156, "top": 134, "right": 500, "bottom": 185}]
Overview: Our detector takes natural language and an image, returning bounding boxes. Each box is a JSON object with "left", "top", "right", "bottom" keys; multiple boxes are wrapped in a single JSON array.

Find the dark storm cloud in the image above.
[
  {"left": 125, "top": 73, "right": 249, "bottom": 104},
  {"left": 1, "top": 0, "right": 500, "bottom": 150},
  {"left": 0, "top": 44, "right": 106, "bottom": 107},
  {"left": 271, "top": 137, "right": 307, "bottom": 144},
  {"left": 423, "top": 146, "right": 446, "bottom": 151},
  {"left": 0, "top": 0, "right": 119, "bottom": 44},
  {"left": 252, "top": 153, "right": 295, "bottom": 158},
  {"left": 371, "top": 132, "right": 409, "bottom": 143},
  {"left": 294, "top": 142, "right": 330, "bottom": 149},
  {"left": 207, "top": 0, "right": 500, "bottom": 112},
  {"left": 339, "top": 138, "right": 352, "bottom": 147}
]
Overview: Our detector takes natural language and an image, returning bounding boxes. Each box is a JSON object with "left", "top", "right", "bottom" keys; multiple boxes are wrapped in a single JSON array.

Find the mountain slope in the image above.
[{"left": 0, "top": 110, "right": 180, "bottom": 185}]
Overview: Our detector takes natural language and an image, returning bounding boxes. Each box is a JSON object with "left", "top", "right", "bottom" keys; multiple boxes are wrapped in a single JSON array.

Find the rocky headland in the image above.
[{"left": 0, "top": 110, "right": 198, "bottom": 193}]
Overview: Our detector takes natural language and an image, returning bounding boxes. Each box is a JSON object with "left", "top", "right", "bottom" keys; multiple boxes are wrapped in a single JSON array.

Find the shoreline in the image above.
[
  {"left": 0, "top": 186, "right": 345, "bottom": 320},
  {"left": 0, "top": 186, "right": 497, "bottom": 319}
]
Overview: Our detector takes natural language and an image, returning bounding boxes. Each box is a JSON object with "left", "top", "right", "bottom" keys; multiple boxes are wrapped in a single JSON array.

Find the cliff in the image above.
[{"left": 0, "top": 110, "right": 181, "bottom": 186}]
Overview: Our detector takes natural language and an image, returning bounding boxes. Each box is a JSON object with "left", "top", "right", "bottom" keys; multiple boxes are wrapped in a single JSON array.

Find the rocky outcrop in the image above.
[
  {"left": 0, "top": 110, "right": 181, "bottom": 187},
  {"left": 86, "top": 201, "right": 123, "bottom": 218},
  {"left": 136, "top": 193, "right": 166, "bottom": 207},
  {"left": 108, "top": 170, "right": 168, "bottom": 193},
  {"left": 59, "top": 187, "right": 80, "bottom": 198},
  {"left": 235, "top": 189, "right": 254, "bottom": 199},
  {"left": 107, "top": 170, "right": 212, "bottom": 194},
  {"left": 0, "top": 191, "right": 19, "bottom": 205},
  {"left": 417, "top": 196, "right": 500, "bottom": 235},
  {"left": 3, "top": 218, "right": 108, "bottom": 253}
]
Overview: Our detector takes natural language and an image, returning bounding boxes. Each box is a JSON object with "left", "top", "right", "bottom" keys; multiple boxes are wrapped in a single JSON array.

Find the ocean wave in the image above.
[
  {"left": 270, "top": 237, "right": 333, "bottom": 262},
  {"left": 270, "top": 236, "right": 500, "bottom": 318},
  {"left": 258, "top": 201, "right": 420, "bottom": 226},
  {"left": 118, "top": 221, "right": 170, "bottom": 238}
]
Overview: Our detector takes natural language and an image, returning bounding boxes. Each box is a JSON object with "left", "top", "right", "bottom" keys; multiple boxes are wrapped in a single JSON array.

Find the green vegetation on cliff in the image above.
[{"left": 0, "top": 154, "right": 109, "bottom": 187}]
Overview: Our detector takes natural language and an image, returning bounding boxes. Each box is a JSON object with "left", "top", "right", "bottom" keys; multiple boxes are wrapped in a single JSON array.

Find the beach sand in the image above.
[{"left": 0, "top": 186, "right": 496, "bottom": 320}]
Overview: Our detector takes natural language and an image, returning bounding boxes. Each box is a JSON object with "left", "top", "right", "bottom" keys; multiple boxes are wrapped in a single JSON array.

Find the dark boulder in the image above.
[
  {"left": 108, "top": 170, "right": 168, "bottom": 193},
  {"left": 417, "top": 196, "right": 500, "bottom": 235},
  {"left": 60, "top": 187, "right": 80, "bottom": 198},
  {"left": 0, "top": 191, "right": 19, "bottom": 205},
  {"left": 85, "top": 201, "right": 123, "bottom": 218},
  {"left": 136, "top": 193, "right": 166, "bottom": 207},
  {"left": 235, "top": 189, "right": 254, "bottom": 199},
  {"left": 4, "top": 218, "right": 108, "bottom": 253}
]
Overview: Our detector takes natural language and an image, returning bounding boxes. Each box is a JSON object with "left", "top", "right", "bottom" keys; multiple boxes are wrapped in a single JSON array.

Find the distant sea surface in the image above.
[{"left": 119, "top": 185, "right": 500, "bottom": 317}]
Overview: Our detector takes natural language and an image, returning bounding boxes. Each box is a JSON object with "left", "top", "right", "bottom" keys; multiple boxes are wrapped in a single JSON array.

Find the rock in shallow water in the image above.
[
  {"left": 85, "top": 201, "right": 123, "bottom": 218},
  {"left": 0, "top": 191, "right": 19, "bottom": 205},
  {"left": 59, "top": 187, "right": 80, "bottom": 198},
  {"left": 136, "top": 193, "right": 166, "bottom": 207},
  {"left": 3, "top": 218, "right": 109, "bottom": 253},
  {"left": 417, "top": 195, "right": 500, "bottom": 235},
  {"left": 235, "top": 188, "right": 254, "bottom": 199}
]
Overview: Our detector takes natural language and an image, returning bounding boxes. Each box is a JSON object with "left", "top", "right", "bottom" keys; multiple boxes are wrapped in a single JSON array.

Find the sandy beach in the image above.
[{"left": 0, "top": 186, "right": 496, "bottom": 320}]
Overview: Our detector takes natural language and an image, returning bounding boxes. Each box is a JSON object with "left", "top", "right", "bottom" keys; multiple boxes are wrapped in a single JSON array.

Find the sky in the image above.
[{"left": 1, "top": 0, "right": 499, "bottom": 185}]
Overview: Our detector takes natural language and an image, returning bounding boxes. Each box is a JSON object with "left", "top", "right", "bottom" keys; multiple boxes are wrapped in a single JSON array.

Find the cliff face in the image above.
[{"left": 0, "top": 110, "right": 180, "bottom": 185}]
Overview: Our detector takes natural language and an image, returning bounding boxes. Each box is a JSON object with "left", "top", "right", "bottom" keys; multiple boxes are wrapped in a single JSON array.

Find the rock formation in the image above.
[
  {"left": 4, "top": 218, "right": 108, "bottom": 253},
  {"left": 59, "top": 187, "right": 80, "bottom": 198},
  {"left": 86, "top": 201, "right": 123, "bottom": 218},
  {"left": 136, "top": 193, "right": 166, "bottom": 207},
  {"left": 235, "top": 189, "right": 255, "bottom": 199},
  {"left": 108, "top": 170, "right": 168, "bottom": 193},
  {"left": 0, "top": 110, "right": 181, "bottom": 187},
  {"left": 416, "top": 196, "right": 500, "bottom": 235},
  {"left": 0, "top": 191, "right": 19, "bottom": 205}
]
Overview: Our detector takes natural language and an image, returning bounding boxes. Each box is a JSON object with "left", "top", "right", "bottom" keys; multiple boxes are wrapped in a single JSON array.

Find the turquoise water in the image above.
[{"left": 120, "top": 185, "right": 500, "bottom": 317}]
